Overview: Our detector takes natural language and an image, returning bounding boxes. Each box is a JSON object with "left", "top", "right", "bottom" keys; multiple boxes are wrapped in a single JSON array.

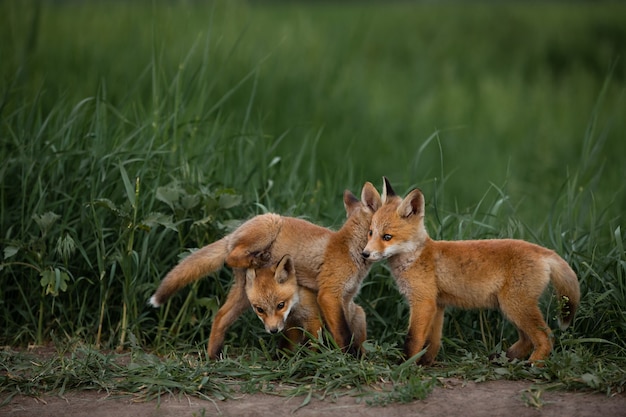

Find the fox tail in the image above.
[
  {"left": 149, "top": 238, "right": 229, "bottom": 307},
  {"left": 548, "top": 255, "right": 581, "bottom": 330}
]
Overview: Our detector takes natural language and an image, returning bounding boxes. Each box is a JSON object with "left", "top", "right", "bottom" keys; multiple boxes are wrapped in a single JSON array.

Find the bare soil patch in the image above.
[{"left": 3, "top": 379, "right": 625, "bottom": 417}]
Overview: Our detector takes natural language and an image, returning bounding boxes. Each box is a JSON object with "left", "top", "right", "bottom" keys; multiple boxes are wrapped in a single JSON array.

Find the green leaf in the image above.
[
  {"left": 614, "top": 226, "right": 623, "bottom": 257},
  {"left": 196, "top": 297, "right": 219, "bottom": 311},
  {"left": 40, "top": 268, "right": 70, "bottom": 296},
  {"left": 32, "top": 212, "right": 61, "bottom": 235},
  {"left": 140, "top": 212, "right": 178, "bottom": 232},
  {"left": 119, "top": 164, "right": 136, "bottom": 206},
  {"left": 181, "top": 193, "right": 200, "bottom": 210},
  {"left": 494, "top": 367, "right": 510, "bottom": 376},
  {"left": 218, "top": 193, "right": 242, "bottom": 209},
  {"left": 156, "top": 184, "right": 182, "bottom": 209},
  {"left": 220, "top": 219, "right": 243, "bottom": 233},
  {"left": 40, "top": 270, "right": 53, "bottom": 289},
  {"left": 3, "top": 246, "right": 19, "bottom": 260},
  {"left": 56, "top": 269, "right": 69, "bottom": 293},
  {"left": 580, "top": 373, "right": 600, "bottom": 388}
]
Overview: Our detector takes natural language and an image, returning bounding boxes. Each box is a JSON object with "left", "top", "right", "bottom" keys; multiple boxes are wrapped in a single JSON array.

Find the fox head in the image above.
[
  {"left": 362, "top": 177, "right": 428, "bottom": 261},
  {"left": 341, "top": 181, "right": 382, "bottom": 253},
  {"left": 245, "top": 254, "right": 300, "bottom": 334}
]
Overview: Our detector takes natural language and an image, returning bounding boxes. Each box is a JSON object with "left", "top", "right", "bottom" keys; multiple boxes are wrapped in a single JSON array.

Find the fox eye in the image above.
[
  {"left": 276, "top": 302, "right": 285, "bottom": 310},
  {"left": 383, "top": 234, "right": 393, "bottom": 241},
  {"left": 368, "top": 230, "right": 373, "bottom": 237},
  {"left": 255, "top": 306, "right": 265, "bottom": 314}
]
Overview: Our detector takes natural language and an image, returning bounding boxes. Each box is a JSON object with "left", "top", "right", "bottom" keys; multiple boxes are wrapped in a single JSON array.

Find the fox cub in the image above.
[
  {"left": 362, "top": 177, "right": 580, "bottom": 366},
  {"left": 245, "top": 255, "right": 323, "bottom": 352},
  {"left": 150, "top": 183, "right": 380, "bottom": 358}
]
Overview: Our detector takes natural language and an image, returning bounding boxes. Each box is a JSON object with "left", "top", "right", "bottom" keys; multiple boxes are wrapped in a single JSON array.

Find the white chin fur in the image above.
[
  {"left": 368, "top": 252, "right": 385, "bottom": 261},
  {"left": 386, "top": 241, "right": 417, "bottom": 257}
]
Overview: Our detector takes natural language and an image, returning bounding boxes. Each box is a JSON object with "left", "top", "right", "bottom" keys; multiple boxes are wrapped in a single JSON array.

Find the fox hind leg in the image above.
[
  {"left": 318, "top": 289, "right": 356, "bottom": 354},
  {"left": 347, "top": 302, "right": 367, "bottom": 356},
  {"left": 224, "top": 216, "right": 280, "bottom": 269},
  {"left": 207, "top": 268, "right": 250, "bottom": 359},
  {"left": 526, "top": 315, "right": 553, "bottom": 364},
  {"left": 505, "top": 328, "right": 534, "bottom": 360},
  {"left": 500, "top": 299, "right": 552, "bottom": 364},
  {"left": 225, "top": 243, "right": 271, "bottom": 269}
]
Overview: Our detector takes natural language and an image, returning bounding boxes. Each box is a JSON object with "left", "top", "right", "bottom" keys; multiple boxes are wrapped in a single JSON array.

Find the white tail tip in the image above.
[{"left": 149, "top": 295, "right": 161, "bottom": 308}]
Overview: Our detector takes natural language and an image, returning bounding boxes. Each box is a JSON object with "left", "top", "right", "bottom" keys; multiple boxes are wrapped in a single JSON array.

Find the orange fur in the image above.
[
  {"left": 150, "top": 183, "right": 381, "bottom": 358},
  {"left": 362, "top": 177, "right": 580, "bottom": 366},
  {"left": 245, "top": 255, "right": 323, "bottom": 352},
  {"left": 316, "top": 184, "right": 381, "bottom": 355}
]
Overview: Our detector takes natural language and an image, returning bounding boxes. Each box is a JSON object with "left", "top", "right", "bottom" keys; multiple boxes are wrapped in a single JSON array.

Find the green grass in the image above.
[{"left": 1, "top": 0, "right": 626, "bottom": 405}]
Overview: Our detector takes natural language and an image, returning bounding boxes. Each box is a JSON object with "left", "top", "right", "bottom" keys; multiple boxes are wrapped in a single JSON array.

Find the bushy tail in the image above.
[
  {"left": 548, "top": 256, "right": 581, "bottom": 330},
  {"left": 149, "top": 238, "right": 229, "bottom": 307}
]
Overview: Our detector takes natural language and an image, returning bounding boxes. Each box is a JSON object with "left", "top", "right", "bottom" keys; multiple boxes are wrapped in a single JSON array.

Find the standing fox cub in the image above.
[
  {"left": 362, "top": 177, "right": 580, "bottom": 366},
  {"left": 150, "top": 182, "right": 381, "bottom": 358},
  {"left": 245, "top": 255, "right": 323, "bottom": 352}
]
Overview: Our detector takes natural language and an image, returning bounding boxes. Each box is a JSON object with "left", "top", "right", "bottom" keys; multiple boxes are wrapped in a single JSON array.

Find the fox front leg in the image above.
[{"left": 404, "top": 299, "right": 438, "bottom": 365}]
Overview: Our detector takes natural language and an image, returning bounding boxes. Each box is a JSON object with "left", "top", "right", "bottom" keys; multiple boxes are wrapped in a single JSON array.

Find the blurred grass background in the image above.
[
  {"left": 3, "top": 1, "right": 625, "bottom": 219},
  {"left": 1, "top": 0, "right": 625, "bottom": 384}
]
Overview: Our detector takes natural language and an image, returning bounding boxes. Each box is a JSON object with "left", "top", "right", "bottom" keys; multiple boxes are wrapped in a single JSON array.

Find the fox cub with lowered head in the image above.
[
  {"left": 246, "top": 254, "right": 367, "bottom": 353},
  {"left": 150, "top": 182, "right": 381, "bottom": 358},
  {"left": 362, "top": 177, "right": 580, "bottom": 366},
  {"left": 245, "top": 254, "right": 323, "bottom": 352}
]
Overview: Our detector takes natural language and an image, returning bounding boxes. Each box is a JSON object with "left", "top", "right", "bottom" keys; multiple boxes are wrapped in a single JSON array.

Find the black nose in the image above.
[
  {"left": 269, "top": 328, "right": 279, "bottom": 334},
  {"left": 362, "top": 251, "right": 370, "bottom": 259}
]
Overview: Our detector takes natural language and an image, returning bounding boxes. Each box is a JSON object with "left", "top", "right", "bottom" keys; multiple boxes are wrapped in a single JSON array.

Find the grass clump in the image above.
[{"left": 0, "top": 340, "right": 435, "bottom": 407}]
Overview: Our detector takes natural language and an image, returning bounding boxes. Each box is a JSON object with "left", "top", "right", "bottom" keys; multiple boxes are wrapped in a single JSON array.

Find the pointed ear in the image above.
[
  {"left": 245, "top": 268, "right": 256, "bottom": 289},
  {"left": 361, "top": 181, "right": 381, "bottom": 213},
  {"left": 382, "top": 176, "right": 397, "bottom": 204},
  {"left": 397, "top": 188, "right": 425, "bottom": 219},
  {"left": 275, "top": 254, "right": 294, "bottom": 284},
  {"left": 343, "top": 190, "right": 360, "bottom": 217}
]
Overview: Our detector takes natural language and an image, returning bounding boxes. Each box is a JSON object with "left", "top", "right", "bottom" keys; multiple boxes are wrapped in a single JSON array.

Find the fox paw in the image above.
[{"left": 248, "top": 250, "right": 272, "bottom": 268}]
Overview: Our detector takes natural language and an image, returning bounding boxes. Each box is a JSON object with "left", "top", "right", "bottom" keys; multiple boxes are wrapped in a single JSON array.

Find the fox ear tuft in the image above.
[
  {"left": 398, "top": 188, "right": 425, "bottom": 218},
  {"left": 382, "top": 177, "right": 396, "bottom": 204},
  {"left": 361, "top": 181, "right": 382, "bottom": 212}
]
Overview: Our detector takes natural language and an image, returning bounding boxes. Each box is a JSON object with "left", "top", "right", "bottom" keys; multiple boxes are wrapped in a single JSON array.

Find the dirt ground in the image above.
[{"left": 3, "top": 379, "right": 625, "bottom": 417}]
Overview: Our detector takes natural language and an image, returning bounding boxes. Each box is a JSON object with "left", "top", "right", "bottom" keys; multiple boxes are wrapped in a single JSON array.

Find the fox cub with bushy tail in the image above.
[
  {"left": 149, "top": 211, "right": 332, "bottom": 359},
  {"left": 150, "top": 182, "right": 381, "bottom": 358},
  {"left": 362, "top": 177, "right": 580, "bottom": 366}
]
